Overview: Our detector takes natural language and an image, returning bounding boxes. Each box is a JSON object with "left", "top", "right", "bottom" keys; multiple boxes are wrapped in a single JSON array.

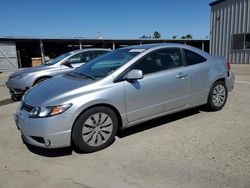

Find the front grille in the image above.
[
  {"left": 9, "top": 88, "right": 25, "bottom": 95},
  {"left": 21, "top": 102, "right": 34, "bottom": 112},
  {"left": 13, "top": 88, "right": 24, "bottom": 92}
]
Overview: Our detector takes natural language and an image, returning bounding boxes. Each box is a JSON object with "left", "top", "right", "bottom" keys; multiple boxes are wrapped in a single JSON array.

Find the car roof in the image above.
[
  {"left": 122, "top": 43, "right": 210, "bottom": 57},
  {"left": 122, "top": 43, "right": 189, "bottom": 50},
  {"left": 70, "top": 48, "right": 110, "bottom": 54}
]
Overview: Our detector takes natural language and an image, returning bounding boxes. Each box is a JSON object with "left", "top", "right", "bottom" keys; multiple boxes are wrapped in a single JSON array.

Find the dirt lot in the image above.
[{"left": 0, "top": 65, "right": 250, "bottom": 188}]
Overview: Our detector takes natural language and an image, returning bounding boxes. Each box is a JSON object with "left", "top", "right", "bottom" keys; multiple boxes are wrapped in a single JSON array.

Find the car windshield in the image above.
[
  {"left": 45, "top": 52, "right": 72, "bottom": 65},
  {"left": 69, "top": 48, "right": 142, "bottom": 79}
]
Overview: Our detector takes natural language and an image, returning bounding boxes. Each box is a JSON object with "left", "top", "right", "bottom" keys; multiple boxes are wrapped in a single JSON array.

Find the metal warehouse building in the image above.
[{"left": 210, "top": 0, "right": 250, "bottom": 63}]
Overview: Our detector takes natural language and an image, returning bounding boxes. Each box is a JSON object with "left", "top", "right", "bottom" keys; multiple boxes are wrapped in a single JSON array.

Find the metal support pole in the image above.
[
  {"left": 79, "top": 41, "right": 82, "bottom": 50},
  {"left": 140, "top": 41, "right": 142, "bottom": 45},
  {"left": 17, "top": 51, "right": 22, "bottom": 68},
  {"left": 202, "top": 42, "right": 205, "bottom": 51},
  {"left": 112, "top": 42, "right": 115, "bottom": 50},
  {"left": 40, "top": 40, "right": 45, "bottom": 64}
]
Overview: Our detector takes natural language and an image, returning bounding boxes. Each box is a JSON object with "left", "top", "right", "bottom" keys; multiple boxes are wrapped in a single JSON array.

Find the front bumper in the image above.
[
  {"left": 225, "top": 71, "right": 235, "bottom": 92},
  {"left": 6, "top": 79, "right": 30, "bottom": 97},
  {"left": 14, "top": 104, "right": 73, "bottom": 149}
]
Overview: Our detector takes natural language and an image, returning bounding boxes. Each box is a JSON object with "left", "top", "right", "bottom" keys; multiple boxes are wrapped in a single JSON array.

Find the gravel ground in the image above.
[{"left": 0, "top": 65, "right": 249, "bottom": 188}]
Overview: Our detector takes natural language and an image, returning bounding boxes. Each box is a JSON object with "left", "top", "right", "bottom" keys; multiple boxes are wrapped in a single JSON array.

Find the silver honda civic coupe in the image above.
[
  {"left": 6, "top": 48, "right": 110, "bottom": 101},
  {"left": 14, "top": 43, "right": 235, "bottom": 152}
]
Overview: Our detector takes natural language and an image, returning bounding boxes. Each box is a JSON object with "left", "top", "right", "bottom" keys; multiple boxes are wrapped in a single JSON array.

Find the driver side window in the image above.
[
  {"left": 67, "top": 53, "right": 82, "bottom": 64},
  {"left": 67, "top": 52, "right": 94, "bottom": 64},
  {"left": 131, "top": 48, "right": 184, "bottom": 75},
  {"left": 81, "top": 51, "right": 94, "bottom": 63}
]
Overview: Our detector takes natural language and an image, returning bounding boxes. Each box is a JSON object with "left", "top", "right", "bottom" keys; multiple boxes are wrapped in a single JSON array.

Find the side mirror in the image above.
[
  {"left": 126, "top": 69, "right": 143, "bottom": 81},
  {"left": 62, "top": 60, "right": 73, "bottom": 68}
]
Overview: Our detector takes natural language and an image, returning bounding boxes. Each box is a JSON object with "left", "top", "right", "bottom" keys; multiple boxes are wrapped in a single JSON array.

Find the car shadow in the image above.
[
  {"left": 22, "top": 137, "right": 116, "bottom": 156},
  {"left": 117, "top": 107, "right": 201, "bottom": 138},
  {"left": 22, "top": 107, "right": 201, "bottom": 157},
  {"left": 22, "top": 138, "right": 73, "bottom": 157},
  {"left": 0, "top": 99, "right": 15, "bottom": 107}
]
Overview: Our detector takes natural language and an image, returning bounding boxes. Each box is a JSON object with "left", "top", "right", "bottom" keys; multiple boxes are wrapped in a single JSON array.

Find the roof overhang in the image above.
[
  {"left": 209, "top": 0, "right": 227, "bottom": 6},
  {"left": 0, "top": 36, "right": 209, "bottom": 43}
]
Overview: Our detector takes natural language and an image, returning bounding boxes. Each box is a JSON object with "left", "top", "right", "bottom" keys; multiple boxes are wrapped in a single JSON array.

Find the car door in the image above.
[
  {"left": 124, "top": 48, "right": 191, "bottom": 123},
  {"left": 182, "top": 48, "right": 210, "bottom": 106}
]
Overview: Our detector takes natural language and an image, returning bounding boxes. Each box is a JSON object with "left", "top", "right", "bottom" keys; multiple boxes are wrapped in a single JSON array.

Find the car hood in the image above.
[
  {"left": 10, "top": 65, "right": 54, "bottom": 77},
  {"left": 23, "top": 75, "right": 97, "bottom": 106}
]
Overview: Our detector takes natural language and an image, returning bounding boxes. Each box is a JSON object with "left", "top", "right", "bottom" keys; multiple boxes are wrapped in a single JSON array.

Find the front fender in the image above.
[
  {"left": 71, "top": 99, "right": 128, "bottom": 130},
  {"left": 66, "top": 81, "right": 128, "bottom": 129}
]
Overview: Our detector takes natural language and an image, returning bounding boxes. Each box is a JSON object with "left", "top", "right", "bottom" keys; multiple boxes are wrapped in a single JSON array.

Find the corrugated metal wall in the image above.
[
  {"left": 0, "top": 42, "right": 18, "bottom": 70},
  {"left": 210, "top": 0, "right": 250, "bottom": 63}
]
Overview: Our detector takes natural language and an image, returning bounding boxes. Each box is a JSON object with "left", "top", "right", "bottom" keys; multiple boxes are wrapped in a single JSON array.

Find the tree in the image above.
[
  {"left": 140, "top": 35, "right": 152, "bottom": 39},
  {"left": 181, "top": 34, "right": 193, "bottom": 39},
  {"left": 186, "top": 34, "right": 193, "bottom": 39},
  {"left": 172, "top": 36, "right": 177, "bottom": 39},
  {"left": 154, "top": 31, "right": 161, "bottom": 39}
]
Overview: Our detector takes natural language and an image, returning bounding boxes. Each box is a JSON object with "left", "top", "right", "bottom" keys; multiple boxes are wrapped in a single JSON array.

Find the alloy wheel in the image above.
[
  {"left": 82, "top": 113, "right": 113, "bottom": 147},
  {"left": 212, "top": 84, "right": 226, "bottom": 107}
]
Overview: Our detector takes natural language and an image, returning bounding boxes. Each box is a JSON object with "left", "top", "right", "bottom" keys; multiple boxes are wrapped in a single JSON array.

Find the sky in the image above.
[{"left": 0, "top": 0, "right": 212, "bottom": 39}]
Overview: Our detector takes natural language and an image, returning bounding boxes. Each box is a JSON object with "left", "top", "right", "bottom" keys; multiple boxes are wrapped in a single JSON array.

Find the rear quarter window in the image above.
[{"left": 184, "top": 49, "right": 207, "bottom": 66}]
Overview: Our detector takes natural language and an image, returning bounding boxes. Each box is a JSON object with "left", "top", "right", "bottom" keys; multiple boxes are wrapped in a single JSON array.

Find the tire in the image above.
[
  {"left": 72, "top": 106, "right": 118, "bottom": 153},
  {"left": 34, "top": 77, "right": 50, "bottom": 85},
  {"left": 206, "top": 80, "right": 228, "bottom": 111}
]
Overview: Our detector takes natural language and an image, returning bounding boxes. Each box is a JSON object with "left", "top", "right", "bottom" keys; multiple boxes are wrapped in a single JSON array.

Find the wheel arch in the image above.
[
  {"left": 206, "top": 77, "right": 228, "bottom": 111},
  {"left": 209, "top": 76, "right": 226, "bottom": 89},
  {"left": 207, "top": 77, "right": 227, "bottom": 101},
  {"left": 71, "top": 103, "right": 123, "bottom": 133},
  {"left": 33, "top": 76, "right": 52, "bottom": 86},
  {"left": 213, "top": 77, "right": 226, "bottom": 84}
]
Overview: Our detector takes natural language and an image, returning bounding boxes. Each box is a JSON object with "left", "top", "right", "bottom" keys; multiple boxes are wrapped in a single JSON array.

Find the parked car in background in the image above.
[
  {"left": 6, "top": 48, "right": 110, "bottom": 101},
  {"left": 14, "top": 43, "right": 234, "bottom": 152}
]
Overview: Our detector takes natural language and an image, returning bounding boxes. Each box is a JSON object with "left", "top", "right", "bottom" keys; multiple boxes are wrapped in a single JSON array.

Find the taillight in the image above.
[{"left": 227, "top": 62, "right": 231, "bottom": 71}]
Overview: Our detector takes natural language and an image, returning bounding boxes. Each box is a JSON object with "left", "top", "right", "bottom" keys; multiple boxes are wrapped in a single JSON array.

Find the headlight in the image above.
[
  {"left": 29, "top": 104, "right": 72, "bottom": 118},
  {"left": 12, "top": 73, "right": 29, "bottom": 79}
]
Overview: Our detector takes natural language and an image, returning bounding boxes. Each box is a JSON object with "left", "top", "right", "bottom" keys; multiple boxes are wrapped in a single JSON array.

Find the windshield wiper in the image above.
[{"left": 73, "top": 72, "right": 96, "bottom": 80}]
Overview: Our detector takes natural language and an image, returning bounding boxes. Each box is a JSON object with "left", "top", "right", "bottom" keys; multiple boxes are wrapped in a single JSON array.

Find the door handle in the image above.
[{"left": 176, "top": 72, "right": 188, "bottom": 79}]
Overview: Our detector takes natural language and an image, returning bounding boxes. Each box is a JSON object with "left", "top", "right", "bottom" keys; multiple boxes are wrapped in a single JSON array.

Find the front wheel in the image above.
[
  {"left": 72, "top": 106, "right": 118, "bottom": 153},
  {"left": 206, "top": 80, "right": 228, "bottom": 111}
]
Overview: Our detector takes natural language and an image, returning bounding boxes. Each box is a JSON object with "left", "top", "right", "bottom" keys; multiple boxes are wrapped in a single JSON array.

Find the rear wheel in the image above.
[
  {"left": 206, "top": 80, "right": 228, "bottom": 111},
  {"left": 72, "top": 106, "right": 118, "bottom": 153}
]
